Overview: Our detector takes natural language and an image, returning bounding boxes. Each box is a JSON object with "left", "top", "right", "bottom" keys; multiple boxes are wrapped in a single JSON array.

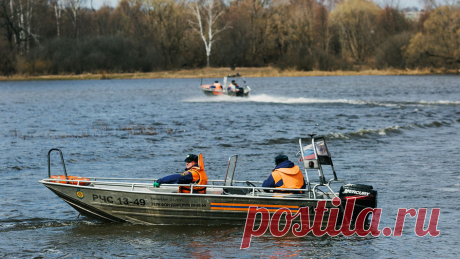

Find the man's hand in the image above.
[{"left": 153, "top": 181, "right": 160, "bottom": 188}]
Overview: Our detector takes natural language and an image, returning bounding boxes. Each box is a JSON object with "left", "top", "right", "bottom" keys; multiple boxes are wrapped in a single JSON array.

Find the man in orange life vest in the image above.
[
  {"left": 153, "top": 154, "right": 208, "bottom": 194},
  {"left": 212, "top": 80, "right": 222, "bottom": 90},
  {"left": 262, "top": 155, "right": 306, "bottom": 193}
]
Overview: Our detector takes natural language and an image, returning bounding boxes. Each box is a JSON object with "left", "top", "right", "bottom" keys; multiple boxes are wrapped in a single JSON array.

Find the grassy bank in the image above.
[{"left": 1, "top": 67, "right": 458, "bottom": 81}]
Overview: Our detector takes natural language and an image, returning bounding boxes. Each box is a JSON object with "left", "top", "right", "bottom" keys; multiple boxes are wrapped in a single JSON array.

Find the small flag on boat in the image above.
[
  {"left": 299, "top": 141, "right": 331, "bottom": 162},
  {"left": 300, "top": 144, "right": 315, "bottom": 161}
]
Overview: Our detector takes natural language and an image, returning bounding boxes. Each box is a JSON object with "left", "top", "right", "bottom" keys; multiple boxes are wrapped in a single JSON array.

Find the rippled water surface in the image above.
[{"left": 1, "top": 75, "right": 459, "bottom": 258}]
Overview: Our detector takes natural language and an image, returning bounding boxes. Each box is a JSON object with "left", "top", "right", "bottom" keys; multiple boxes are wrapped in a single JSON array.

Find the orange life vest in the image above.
[
  {"left": 212, "top": 83, "right": 223, "bottom": 95},
  {"left": 213, "top": 83, "right": 222, "bottom": 90},
  {"left": 50, "top": 175, "right": 91, "bottom": 186},
  {"left": 271, "top": 165, "right": 305, "bottom": 193},
  {"left": 179, "top": 154, "right": 208, "bottom": 194}
]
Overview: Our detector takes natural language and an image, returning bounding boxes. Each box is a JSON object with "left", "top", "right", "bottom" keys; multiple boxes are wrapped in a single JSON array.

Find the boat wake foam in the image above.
[
  {"left": 184, "top": 94, "right": 460, "bottom": 107},
  {"left": 184, "top": 94, "right": 368, "bottom": 105},
  {"left": 328, "top": 125, "right": 403, "bottom": 140}
]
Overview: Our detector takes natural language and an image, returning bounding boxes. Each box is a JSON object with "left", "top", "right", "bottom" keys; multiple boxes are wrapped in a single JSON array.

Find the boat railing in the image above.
[
  {"left": 41, "top": 177, "right": 335, "bottom": 198},
  {"left": 48, "top": 148, "right": 68, "bottom": 178},
  {"left": 327, "top": 178, "right": 346, "bottom": 186},
  {"left": 45, "top": 145, "right": 339, "bottom": 198},
  {"left": 42, "top": 176, "right": 261, "bottom": 186},
  {"left": 41, "top": 178, "right": 263, "bottom": 189},
  {"left": 311, "top": 184, "right": 338, "bottom": 199}
]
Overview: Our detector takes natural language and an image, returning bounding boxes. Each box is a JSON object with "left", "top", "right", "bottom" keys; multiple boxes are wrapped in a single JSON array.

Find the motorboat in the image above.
[
  {"left": 200, "top": 73, "right": 251, "bottom": 97},
  {"left": 39, "top": 135, "right": 377, "bottom": 225}
]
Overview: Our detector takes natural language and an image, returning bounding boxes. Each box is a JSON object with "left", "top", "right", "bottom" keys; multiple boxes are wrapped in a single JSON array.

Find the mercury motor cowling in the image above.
[{"left": 339, "top": 184, "right": 378, "bottom": 220}]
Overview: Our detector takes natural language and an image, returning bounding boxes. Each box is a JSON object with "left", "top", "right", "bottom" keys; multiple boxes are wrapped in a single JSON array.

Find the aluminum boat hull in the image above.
[
  {"left": 201, "top": 87, "right": 249, "bottom": 97},
  {"left": 41, "top": 181, "right": 335, "bottom": 225}
]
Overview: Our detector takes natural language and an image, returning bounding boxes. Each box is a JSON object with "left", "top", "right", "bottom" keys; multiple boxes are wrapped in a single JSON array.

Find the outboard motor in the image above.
[
  {"left": 339, "top": 184, "right": 378, "bottom": 220},
  {"left": 236, "top": 87, "right": 244, "bottom": 97}
]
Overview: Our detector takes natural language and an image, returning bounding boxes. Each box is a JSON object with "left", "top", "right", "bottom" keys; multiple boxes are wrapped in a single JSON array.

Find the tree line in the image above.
[{"left": 0, "top": 0, "right": 459, "bottom": 76}]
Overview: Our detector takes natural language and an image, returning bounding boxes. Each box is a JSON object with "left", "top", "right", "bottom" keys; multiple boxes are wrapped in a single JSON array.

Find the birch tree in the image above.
[
  {"left": 0, "top": 0, "right": 36, "bottom": 54},
  {"left": 24, "top": 0, "right": 34, "bottom": 52},
  {"left": 65, "top": 0, "right": 85, "bottom": 38},
  {"left": 54, "top": 0, "right": 63, "bottom": 37},
  {"left": 0, "top": 0, "right": 20, "bottom": 50},
  {"left": 190, "top": 0, "right": 227, "bottom": 67}
]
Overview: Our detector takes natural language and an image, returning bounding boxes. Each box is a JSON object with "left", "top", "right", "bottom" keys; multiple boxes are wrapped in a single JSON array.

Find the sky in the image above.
[
  {"left": 376, "top": 0, "right": 424, "bottom": 8},
  {"left": 87, "top": 0, "right": 117, "bottom": 9},
  {"left": 87, "top": 0, "right": 424, "bottom": 11}
]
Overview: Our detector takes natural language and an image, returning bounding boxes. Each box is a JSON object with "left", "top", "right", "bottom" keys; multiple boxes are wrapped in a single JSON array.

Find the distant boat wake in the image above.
[
  {"left": 184, "top": 94, "right": 367, "bottom": 104},
  {"left": 183, "top": 94, "right": 460, "bottom": 106}
]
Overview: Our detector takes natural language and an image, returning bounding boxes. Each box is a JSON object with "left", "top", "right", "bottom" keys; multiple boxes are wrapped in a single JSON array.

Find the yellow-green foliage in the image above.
[
  {"left": 331, "top": 0, "right": 381, "bottom": 64},
  {"left": 331, "top": 0, "right": 380, "bottom": 20},
  {"left": 406, "top": 6, "right": 460, "bottom": 67}
]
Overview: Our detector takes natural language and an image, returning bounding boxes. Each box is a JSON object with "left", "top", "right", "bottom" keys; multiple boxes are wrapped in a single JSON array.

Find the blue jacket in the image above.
[{"left": 156, "top": 168, "right": 195, "bottom": 185}]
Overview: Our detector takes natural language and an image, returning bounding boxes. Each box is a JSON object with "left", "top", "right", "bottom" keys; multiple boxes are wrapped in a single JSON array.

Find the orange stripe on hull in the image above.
[
  {"left": 211, "top": 203, "right": 299, "bottom": 208},
  {"left": 210, "top": 202, "right": 299, "bottom": 212},
  {"left": 210, "top": 207, "right": 298, "bottom": 213}
]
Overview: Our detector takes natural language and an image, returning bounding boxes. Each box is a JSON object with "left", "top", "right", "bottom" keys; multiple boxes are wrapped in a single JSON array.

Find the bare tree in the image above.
[
  {"left": 190, "top": 0, "right": 227, "bottom": 67},
  {"left": 1, "top": 0, "right": 37, "bottom": 54},
  {"left": 145, "top": 0, "right": 189, "bottom": 69},
  {"left": 24, "top": 0, "right": 34, "bottom": 52},
  {"left": 379, "top": 0, "right": 400, "bottom": 9},
  {"left": 0, "top": 0, "right": 21, "bottom": 50},
  {"left": 421, "top": 0, "right": 460, "bottom": 9},
  {"left": 54, "top": 0, "right": 63, "bottom": 37},
  {"left": 65, "top": 0, "right": 85, "bottom": 38},
  {"left": 406, "top": 5, "right": 460, "bottom": 70},
  {"left": 288, "top": 0, "right": 318, "bottom": 56},
  {"left": 331, "top": 0, "right": 381, "bottom": 65}
]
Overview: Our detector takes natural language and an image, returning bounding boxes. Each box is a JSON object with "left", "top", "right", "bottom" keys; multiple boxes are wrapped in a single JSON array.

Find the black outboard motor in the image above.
[
  {"left": 339, "top": 184, "right": 378, "bottom": 221},
  {"left": 236, "top": 87, "right": 244, "bottom": 97}
]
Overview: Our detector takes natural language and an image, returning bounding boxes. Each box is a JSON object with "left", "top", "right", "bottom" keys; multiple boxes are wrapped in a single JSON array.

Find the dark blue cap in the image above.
[
  {"left": 184, "top": 154, "right": 198, "bottom": 163},
  {"left": 274, "top": 155, "right": 288, "bottom": 165}
]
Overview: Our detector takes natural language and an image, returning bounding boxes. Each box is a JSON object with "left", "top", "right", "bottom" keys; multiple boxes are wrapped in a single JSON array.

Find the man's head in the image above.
[
  {"left": 274, "top": 155, "right": 288, "bottom": 165},
  {"left": 231, "top": 80, "right": 236, "bottom": 83},
  {"left": 215, "top": 80, "right": 219, "bottom": 83},
  {"left": 184, "top": 154, "right": 198, "bottom": 169}
]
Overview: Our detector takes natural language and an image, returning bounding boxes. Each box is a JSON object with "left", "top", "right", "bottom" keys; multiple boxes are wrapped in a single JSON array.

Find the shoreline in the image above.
[{"left": 1, "top": 67, "right": 458, "bottom": 81}]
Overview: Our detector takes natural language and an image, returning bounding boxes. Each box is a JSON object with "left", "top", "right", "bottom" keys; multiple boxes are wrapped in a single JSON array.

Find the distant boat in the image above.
[{"left": 200, "top": 73, "right": 251, "bottom": 97}]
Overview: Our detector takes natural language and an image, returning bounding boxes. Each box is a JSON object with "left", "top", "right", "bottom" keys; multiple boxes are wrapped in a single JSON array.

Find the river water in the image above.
[{"left": 0, "top": 75, "right": 459, "bottom": 258}]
